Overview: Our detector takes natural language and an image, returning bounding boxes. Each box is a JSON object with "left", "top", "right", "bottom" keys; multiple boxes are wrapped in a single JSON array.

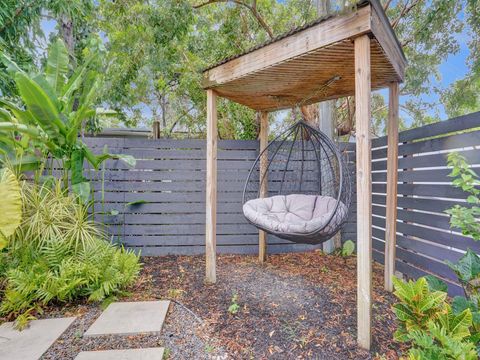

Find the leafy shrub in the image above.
[
  {"left": 392, "top": 277, "right": 447, "bottom": 342},
  {"left": 392, "top": 277, "right": 478, "bottom": 359},
  {"left": 392, "top": 152, "right": 480, "bottom": 358},
  {"left": 445, "top": 152, "right": 480, "bottom": 240},
  {"left": 0, "top": 177, "right": 141, "bottom": 327}
]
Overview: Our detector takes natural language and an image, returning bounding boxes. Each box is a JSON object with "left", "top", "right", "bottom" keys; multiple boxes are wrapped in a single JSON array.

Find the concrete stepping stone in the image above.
[
  {"left": 84, "top": 301, "right": 170, "bottom": 337},
  {"left": 75, "top": 348, "right": 164, "bottom": 360},
  {"left": 0, "top": 317, "right": 76, "bottom": 360}
]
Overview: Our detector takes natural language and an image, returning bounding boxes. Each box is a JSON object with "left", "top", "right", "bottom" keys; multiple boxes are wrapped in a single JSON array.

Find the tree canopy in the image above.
[{"left": 0, "top": 0, "right": 478, "bottom": 139}]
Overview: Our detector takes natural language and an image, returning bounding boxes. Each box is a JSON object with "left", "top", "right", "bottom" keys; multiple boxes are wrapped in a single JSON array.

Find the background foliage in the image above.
[{"left": 0, "top": 1, "right": 479, "bottom": 138}]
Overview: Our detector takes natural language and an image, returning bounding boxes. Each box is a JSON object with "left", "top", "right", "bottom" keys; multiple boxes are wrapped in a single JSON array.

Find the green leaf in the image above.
[
  {"left": 448, "top": 249, "right": 480, "bottom": 283},
  {"left": 66, "top": 80, "right": 99, "bottom": 144},
  {"left": 90, "top": 151, "right": 136, "bottom": 169},
  {"left": 14, "top": 72, "right": 66, "bottom": 138},
  {"left": 0, "top": 52, "right": 23, "bottom": 76},
  {"left": 0, "top": 108, "right": 11, "bottom": 121},
  {"left": 72, "top": 181, "right": 90, "bottom": 204},
  {"left": 0, "top": 168, "right": 22, "bottom": 239},
  {"left": 8, "top": 154, "right": 43, "bottom": 172},
  {"left": 425, "top": 275, "right": 448, "bottom": 292},
  {"left": 418, "top": 291, "right": 447, "bottom": 312},
  {"left": 0, "top": 98, "right": 36, "bottom": 126},
  {"left": 45, "top": 39, "right": 69, "bottom": 95},
  {"left": 126, "top": 200, "right": 149, "bottom": 207},
  {"left": 452, "top": 296, "right": 476, "bottom": 314},
  {"left": 109, "top": 209, "right": 120, "bottom": 216},
  {"left": 450, "top": 309, "right": 473, "bottom": 339},
  {"left": 0, "top": 122, "right": 41, "bottom": 139},
  {"left": 115, "top": 154, "right": 136, "bottom": 168},
  {"left": 32, "top": 74, "right": 61, "bottom": 109},
  {"left": 61, "top": 52, "right": 96, "bottom": 100},
  {"left": 467, "top": 195, "right": 478, "bottom": 204},
  {"left": 71, "top": 149, "right": 86, "bottom": 186},
  {"left": 0, "top": 231, "right": 8, "bottom": 250},
  {"left": 393, "top": 303, "right": 414, "bottom": 322},
  {"left": 341, "top": 240, "right": 355, "bottom": 256}
]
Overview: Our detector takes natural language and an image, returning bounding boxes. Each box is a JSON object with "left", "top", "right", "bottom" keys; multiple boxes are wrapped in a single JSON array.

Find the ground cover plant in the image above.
[
  {"left": 392, "top": 152, "right": 480, "bottom": 358},
  {"left": 0, "top": 170, "right": 141, "bottom": 329}
]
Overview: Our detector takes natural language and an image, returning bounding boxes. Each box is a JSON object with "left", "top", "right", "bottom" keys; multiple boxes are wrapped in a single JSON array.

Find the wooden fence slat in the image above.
[
  {"left": 371, "top": 111, "right": 480, "bottom": 148},
  {"left": 372, "top": 148, "right": 480, "bottom": 171},
  {"left": 372, "top": 129, "right": 480, "bottom": 159}
]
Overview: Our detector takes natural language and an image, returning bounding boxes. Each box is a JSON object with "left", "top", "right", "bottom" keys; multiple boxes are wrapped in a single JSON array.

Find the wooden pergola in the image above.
[{"left": 201, "top": 0, "right": 406, "bottom": 350}]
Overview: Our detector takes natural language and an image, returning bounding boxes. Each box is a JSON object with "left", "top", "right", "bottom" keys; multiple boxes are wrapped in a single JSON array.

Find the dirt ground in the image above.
[
  {"left": 130, "top": 251, "right": 406, "bottom": 359},
  {"left": 20, "top": 250, "right": 405, "bottom": 359}
]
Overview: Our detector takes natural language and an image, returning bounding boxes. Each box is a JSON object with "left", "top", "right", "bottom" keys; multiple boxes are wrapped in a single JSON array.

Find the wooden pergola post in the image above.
[
  {"left": 355, "top": 34, "right": 372, "bottom": 350},
  {"left": 385, "top": 82, "right": 399, "bottom": 291},
  {"left": 201, "top": 1, "right": 406, "bottom": 349},
  {"left": 259, "top": 111, "right": 269, "bottom": 262},
  {"left": 206, "top": 89, "right": 218, "bottom": 283}
]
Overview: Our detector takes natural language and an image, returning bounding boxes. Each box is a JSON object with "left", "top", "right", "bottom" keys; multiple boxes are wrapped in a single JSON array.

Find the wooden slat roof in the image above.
[{"left": 202, "top": 0, "right": 406, "bottom": 111}]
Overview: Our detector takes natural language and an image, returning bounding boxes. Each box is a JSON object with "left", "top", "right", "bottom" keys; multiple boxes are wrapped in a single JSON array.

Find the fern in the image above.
[{"left": 0, "top": 180, "right": 141, "bottom": 325}]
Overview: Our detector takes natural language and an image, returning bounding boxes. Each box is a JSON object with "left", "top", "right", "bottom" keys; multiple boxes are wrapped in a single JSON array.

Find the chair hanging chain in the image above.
[
  {"left": 294, "top": 75, "right": 341, "bottom": 110},
  {"left": 286, "top": 75, "right": 341, "bottom": 126}
]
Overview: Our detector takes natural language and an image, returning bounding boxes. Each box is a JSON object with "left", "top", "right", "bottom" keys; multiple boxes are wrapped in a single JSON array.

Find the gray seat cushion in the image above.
[{"left": 243, "top": 194, "right": 346, "bottom": 235}]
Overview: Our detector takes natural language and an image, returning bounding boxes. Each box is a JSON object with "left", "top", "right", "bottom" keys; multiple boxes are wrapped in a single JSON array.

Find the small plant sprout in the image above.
[
  {"left": 167, "top": 288, "right": 184, "bottom": 299},
  {"left": 204, "top": 343, "right": 215, "bottom": 353},
  {"left": 162, "top": 348, "right": 171, "bottom": 359},
  {"left": 341, "top": 240, "right": 355, "bottom": 257},
  {"left": 228, "top": 293, "right": 240, "bottom": 315}
]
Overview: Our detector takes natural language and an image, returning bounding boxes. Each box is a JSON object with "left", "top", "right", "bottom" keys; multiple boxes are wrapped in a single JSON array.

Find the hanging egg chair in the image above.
[{"left": 242, "top": 120, "right": 352, "bottom": 245}]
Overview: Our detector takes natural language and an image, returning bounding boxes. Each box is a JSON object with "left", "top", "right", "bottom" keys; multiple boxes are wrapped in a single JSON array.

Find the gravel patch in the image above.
[{"left": 40, "top": 302, "right": 228, "bottom": 359}]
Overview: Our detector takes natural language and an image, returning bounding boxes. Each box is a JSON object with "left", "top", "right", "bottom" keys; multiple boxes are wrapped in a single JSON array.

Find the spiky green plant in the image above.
[
  {"left": 13, "top": 179, "right": 104, "bottom": 251},
  {"left": 0, "top": 174, "right": 141, "bottom": 329}
]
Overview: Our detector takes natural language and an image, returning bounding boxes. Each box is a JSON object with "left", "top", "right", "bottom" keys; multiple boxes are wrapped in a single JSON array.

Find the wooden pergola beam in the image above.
[
  {"left": 202, "top": 0, "right": 405, "bottom": 352},
  {"left": 203, "top": 1, "right": 406, "bottom": 92}
]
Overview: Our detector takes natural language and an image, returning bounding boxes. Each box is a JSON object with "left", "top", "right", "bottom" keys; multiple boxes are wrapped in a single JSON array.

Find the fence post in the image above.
[{"left": 152, "top": 121, "right": 161, "bottom": 139}]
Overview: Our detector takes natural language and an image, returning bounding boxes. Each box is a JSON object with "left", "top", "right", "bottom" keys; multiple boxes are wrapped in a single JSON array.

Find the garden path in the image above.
[{"left": 0, "top": 317, "right": 76, "bottom": 360}]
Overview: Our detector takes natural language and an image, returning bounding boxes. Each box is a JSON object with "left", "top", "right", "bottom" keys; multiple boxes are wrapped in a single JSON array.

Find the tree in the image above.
[
  {"left": 0, "top": 0, "right": 96, "bottom": 97},
  {"left": 98, "top": 0, "right": 198, "bottom": 132},
  {"left": 336, "top": 0, "right": 467, "bottom": 137},
  {"left": 441, "top": 0, "right": 480, "bottom": 118}
]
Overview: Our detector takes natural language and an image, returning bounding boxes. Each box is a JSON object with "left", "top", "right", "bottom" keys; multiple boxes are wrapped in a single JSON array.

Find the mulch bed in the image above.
[
  {"left": 130, "top": 251, "right": 406, "bottom": 359},
  {"left": 6, "top": 251, "right": 406, "bottom": 359}
]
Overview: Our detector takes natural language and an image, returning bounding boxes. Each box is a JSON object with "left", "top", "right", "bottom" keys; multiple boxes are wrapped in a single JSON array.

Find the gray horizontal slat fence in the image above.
[
  {"left": 347, "top": 111, "right": 480, "bottom": 296},
  {"left": 84, "top": 138, "right": 353, "bottom": 255}
]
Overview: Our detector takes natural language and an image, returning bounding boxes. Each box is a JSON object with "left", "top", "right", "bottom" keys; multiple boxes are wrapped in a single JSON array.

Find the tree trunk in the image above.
[
  {"left": 59, "top": 14, "right": 75, "bottom": 60},
  {"left": 315, "top": 0, "right": 342, "bottom": 253}
]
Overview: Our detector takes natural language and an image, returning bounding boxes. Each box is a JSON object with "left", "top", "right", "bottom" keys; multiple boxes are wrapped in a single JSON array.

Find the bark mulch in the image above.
[{"left": 130, "top": 251, "right": 406, "bottom": 359}]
